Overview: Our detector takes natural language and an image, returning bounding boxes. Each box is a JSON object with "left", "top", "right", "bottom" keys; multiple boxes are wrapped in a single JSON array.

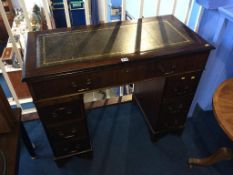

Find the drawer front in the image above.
[
  {"left": 31, "top": 64, "right": 157, "bottom": 100},
  {"left": 51, "top": 138, "right": 91, "bottom": 157},
  {"left": 115, "top": 53, "right": 207, "bottom": 85},
  {"left": 163, "top": 71, "right": 202, "bottom": 98},
  {"left": 156, "top": 95, "right": 193, "bottom": 130},
  {"left": 157, "top": 111, "right": 187, "bottom": 131},
  {"left": 46, "top": 120, "right": 89, "bottom": 143},
  {"left": 161, "top": 95, "right": 193, "bottom": 115},
  {"left": 31, "top": 53, "right": 207, "bottom": 100},
  {"left": 31, "top": 71, "right": 98, "bottom": 100},
  {"left": 37, "top": 97, "right": 84, "bottom": 125}
]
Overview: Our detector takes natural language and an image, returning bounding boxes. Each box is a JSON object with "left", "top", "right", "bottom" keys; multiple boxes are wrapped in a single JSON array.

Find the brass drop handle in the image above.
[
  {"left": 165, "top": 64, "right": 176, "bottom": 75},
  {"left": 70, "top": 150, "right": 78, "bottom": 153},
  {"left": 64, "top": 134, "right": 76, "bottom": 139},
  {"left": 164, "top": 70, "right": 175, "bottom": 75},
  {"left": 124, "top": 69, "right": 129, "bottom": 73},
  {"left": 191, "top": 76, "right": 196, "bottom": 80},
  {"left": 66, "top": 109, "right": 72, "bottom": 115},
  {"left": 71, "top": 128, "right": 77, "bottom": 133},
  {"left": 72, "top": 79, "right": 91, "bottom": 91},
  {"left": 86, "top": 78, "right": 92, "bottom": 85},
  {"left": 78, "top": 88, "right": 89, "bottom": 92},
  {"left": 158, "top": 64, "right": 176, "bottom": 75},
  {"left": 71, "top": 81, "right": 78, "bottom": 88},
  {"left": 58, "top": 131, "right": 65, "bottom": 136},
  {"left": 51, "top": 112, "right": 58, "bottom": 118},
  {"left": 58, "top": 107, "right": 65, "bottom": 111}
]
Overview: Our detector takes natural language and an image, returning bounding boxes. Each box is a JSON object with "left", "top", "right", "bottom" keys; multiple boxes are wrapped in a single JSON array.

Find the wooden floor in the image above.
[
  {"left": 22, "top": 95, "right": 132, "bottom": 121},
  {"left": 8, "top": 71, "right": 31, "bottom": 99}
]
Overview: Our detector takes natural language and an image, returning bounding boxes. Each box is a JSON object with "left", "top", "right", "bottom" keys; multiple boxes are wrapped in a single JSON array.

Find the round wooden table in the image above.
[
  {"left": 188, "top": 78, "right": 233, "bottom": 167},
  {"left": 213, "top": 78, "right": 233, "bottom": 140}
]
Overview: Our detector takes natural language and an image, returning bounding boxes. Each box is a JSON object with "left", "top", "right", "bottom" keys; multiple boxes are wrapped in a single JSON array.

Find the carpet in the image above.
[{"left": 19, "top": 102, "right": 233, "bottom": 175}]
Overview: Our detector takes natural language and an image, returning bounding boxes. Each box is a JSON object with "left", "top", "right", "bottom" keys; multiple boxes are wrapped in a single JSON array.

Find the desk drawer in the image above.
[
  {"left": 161, "top": 95, "right": 193, "bottom": 115},
  {"left": 32, "top": 63, "right": 157, "bottom": 100},
  {"left": 31, "top": 72, "right": 95, "bottom": 100},
  {"left": 52, "top": 138, "right": 91, "bottom": 157},
  {"left": 157, "top": 111, "right": 187, "bottom": 131},
  {"left": 46, "top": 119, "right": 88, "bottom": 143},
  {"left": 156, "top": 95, "right": 193, "bottom": 130},
  {"left": 30, "top": 53, "right": 207, "bottom": 100},
  {"left": 37, "top": 95, "right": 84, "bottom": 125},
  {"left": 163, "top": 71, "right": 202, "bottom": 98}
]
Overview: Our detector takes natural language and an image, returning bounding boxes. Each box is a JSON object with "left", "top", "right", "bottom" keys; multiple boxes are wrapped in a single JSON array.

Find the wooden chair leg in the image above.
[
  {"left": 188, "top": 147, "right": 233, "bottom": 168},
  {"left": 20, "top": 123, "right": 36, "bottom": 159}
]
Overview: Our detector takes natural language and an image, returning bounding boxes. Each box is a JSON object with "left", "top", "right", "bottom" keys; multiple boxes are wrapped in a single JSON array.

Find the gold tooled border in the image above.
[{"left": 38, "top": 20, "right": 192, "bottom": 67}]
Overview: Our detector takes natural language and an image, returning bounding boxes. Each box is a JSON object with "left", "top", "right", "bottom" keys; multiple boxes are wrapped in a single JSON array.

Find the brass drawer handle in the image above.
[
  {"left": 72, "top": 79, "right": 92, "bottom": 88},
  {"left": 191, "top": 76, "right": 196, "bottom": 80},
  {"left": 78, "top": 88, "right": 89, "bottom": 92},
  {"left": 181, "top": 76, "right": 186, "bottom": 80},
  {"left": 71, "top": 82, "right": 78, "bottom": 88},
  {"left": 70, "top": 150, "right": 78, "bottom": 153},
  {"left": 86, "top": 78, "right": 92, "bottom": 85},
  {"left": 51, "top": 112, "right": 58, "bottom": 118},
  {"left": 64, "top": 134, "right": 76, "bottom": 139},
  {"left": 58, "top": 107, "right": 65, "bottom": 111},
  {"left": 58, "top": 131, "right": 65, "bottom": 136},
  {"left": 164, "top": 70, "right": 175, "bottom": 75},
  {"left": 158, "top": 64, "right": 176, "bottom": 75},
  {"left": 66, "top": 109, "right": 73, "bottom": 115},
  {"left": 122, "top": 69, "right": 129, "bottom": 73},
  {"left": 71, "top": 128, "right": 77, "bottom": 133},
  {"left": 158, "top": 66, "right": 175, "bottom": 75}
]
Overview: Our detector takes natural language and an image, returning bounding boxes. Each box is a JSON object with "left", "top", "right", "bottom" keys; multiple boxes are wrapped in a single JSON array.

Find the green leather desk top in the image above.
[{"left": 37, "top": 20, "right": 191, "bottom": 67}]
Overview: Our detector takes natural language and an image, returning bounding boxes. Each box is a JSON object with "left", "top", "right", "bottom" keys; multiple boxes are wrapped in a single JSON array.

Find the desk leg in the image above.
[
  {"left": 188, "top": 147, "right": 233, "bottom": 168},
  {"left": 20, "top": 123, "right": 36, "bottom": 159}
]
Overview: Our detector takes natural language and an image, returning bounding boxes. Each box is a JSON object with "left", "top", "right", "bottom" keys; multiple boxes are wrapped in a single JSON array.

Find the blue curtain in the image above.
[
  {"left": 91, "top": 0, "right": 100, "bottom": 25},
  {"left": 111, "top": 0, "right": 121, "bottom": 7}
]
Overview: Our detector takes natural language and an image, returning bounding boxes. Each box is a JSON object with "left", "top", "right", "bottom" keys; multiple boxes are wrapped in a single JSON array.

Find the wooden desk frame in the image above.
[{"left": 23, "top": 15, "right": 213, "bottom": 166}]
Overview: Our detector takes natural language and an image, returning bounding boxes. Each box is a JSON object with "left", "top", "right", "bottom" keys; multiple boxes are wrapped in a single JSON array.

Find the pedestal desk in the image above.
[{"left": 22, "top": 15, "right": 213, "bottom": 165}]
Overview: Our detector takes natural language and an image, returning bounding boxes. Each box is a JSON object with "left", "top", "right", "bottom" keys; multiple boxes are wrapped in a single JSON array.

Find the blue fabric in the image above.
[
  {"left": 111, "top": 0, "right": 121, "bottom": 8},
  {"left": 196, "top": 0, "right": 230, "bottom": 9},
  {"left": 19, "top": 102, "right": 233, "bottom": 175},
  {"left": 91, "top": 0, "right": 99, "bottom": 25},
  {"left": 189, "top": 4, "right": 233, "bottom": 115}
]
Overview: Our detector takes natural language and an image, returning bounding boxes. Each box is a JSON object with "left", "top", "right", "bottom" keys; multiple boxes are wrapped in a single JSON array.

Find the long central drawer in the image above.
[{"left": 30, "top": 53, "right": 207, "bottom": 100}]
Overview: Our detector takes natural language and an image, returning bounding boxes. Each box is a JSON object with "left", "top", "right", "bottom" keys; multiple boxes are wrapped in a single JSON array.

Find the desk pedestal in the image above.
[{"left": 134, "top": 71, "right": 202, "bottom": 140}]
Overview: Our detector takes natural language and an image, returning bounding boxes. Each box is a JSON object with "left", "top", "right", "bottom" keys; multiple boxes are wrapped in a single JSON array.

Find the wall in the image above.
[
  {"left": 188, "top": 0, "right": 233, "bottom": 116},
  {"left": 97, "top": 0, "right": 104, "bottom": 22},
  {"left": 125, "top": 0, "right": 192, "bottom": 23}
]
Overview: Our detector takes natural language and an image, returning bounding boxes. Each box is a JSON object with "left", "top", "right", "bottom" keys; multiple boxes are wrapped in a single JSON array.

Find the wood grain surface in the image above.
[{"left": 213, "top": 78, "right": 233, "bottom": 140}]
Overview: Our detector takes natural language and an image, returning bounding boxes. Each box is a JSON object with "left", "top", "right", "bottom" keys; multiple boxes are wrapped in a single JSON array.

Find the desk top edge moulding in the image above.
[{"left": 22, "top": 15, "right": 213, "bottom": 81}]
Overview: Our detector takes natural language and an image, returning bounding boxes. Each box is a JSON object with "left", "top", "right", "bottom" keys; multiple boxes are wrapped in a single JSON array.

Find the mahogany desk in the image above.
[{"left": 22, "top": 15, "right": 213, "bottom": 165}]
